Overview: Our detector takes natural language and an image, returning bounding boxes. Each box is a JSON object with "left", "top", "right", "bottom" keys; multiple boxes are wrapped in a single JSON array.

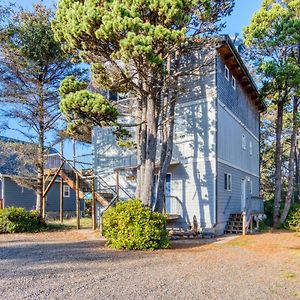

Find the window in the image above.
[
  {"left": 242, "top": 134, "right": 246, "bottom": 150},
  {"left": 225, "top": 66, "right": 229, "bottom": 80},
  {"left": 63, "top": 185, "right": 70, "bottom": 198},
  {"left": 224, "top": 173, "right": 232, "bottom": 191},
  {"left": 250, "top": 180, "right": 253, "bottom": 194},
  {"left": 249, "top": 141, "right": 253, "bottom": 156},
  {"left": 231, "top": 76, "right": 236, "bottom": 90}
]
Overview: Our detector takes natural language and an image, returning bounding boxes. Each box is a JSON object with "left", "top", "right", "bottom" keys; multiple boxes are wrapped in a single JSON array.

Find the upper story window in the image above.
[
  {"left": 63, "top": 185, "right": 70, "bottom": 198},
  {"left": 225, "top": 65, "right": 229, "bottom": 81},
  {"left": 250, "top": 180, "right": 253, "bottom": 194},
  {"left": 231, "top": 76, "right": 236, "bottom": 90},
  {"left": 249, "top": 141, "right": 253, "bottom": 156},
  {"left": 224, "top": 173, "right": 232, "bottom": 191},
  {"left": 242, "top": 134, "right": 246, "bottom": 150}
]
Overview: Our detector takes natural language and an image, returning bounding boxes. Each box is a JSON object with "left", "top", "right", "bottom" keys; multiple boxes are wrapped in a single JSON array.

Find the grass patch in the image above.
[
  {"left": 46, "top": 217, "right": 92, "bottom": 231},
  {"left": 225, "top": 237, "right": 250, "bottom": 247},
  {"left": 282, "top": 271, "right": 297, "bottom": 280}
]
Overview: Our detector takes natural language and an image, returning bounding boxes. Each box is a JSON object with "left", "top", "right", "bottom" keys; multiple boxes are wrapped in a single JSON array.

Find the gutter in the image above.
[{"left": 217, "top": 34, "right": 267, "bottom": 112}]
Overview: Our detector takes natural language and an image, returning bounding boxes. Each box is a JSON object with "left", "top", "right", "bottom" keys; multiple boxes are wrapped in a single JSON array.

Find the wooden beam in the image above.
[
  {"left": 60, "top": 177, "right": 64, "bottom": 224},
  {"left": 76, "top": 173, "right": 80, "bottom": 230},
  {"left": 92, "top": 178, "right": 96, "bottom": 231},
  {"left": 43, "top": 162, "right": 64, "bottom": 197}
]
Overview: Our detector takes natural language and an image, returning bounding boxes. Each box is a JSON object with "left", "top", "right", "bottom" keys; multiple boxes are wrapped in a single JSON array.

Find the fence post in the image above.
[
  {"left": 92, "top": 178, "right": 96, "bottom": 231},
  {"left": 76, "top": 173, "right": 80, "bottom": 230},
  {"left": 242, "top": 211, "right": 246, "bottom": 236}
]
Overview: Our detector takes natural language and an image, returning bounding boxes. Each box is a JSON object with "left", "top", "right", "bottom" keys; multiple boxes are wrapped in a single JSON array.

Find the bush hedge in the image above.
[
  {"left": 0, "top": 207, "right": 46, "bottom": 233},
  {"left": 103, "top": 199, "right": 170, "bottom": 250},
  {"left": 283, "top": 204, "right": 300, "bottom": 232}
]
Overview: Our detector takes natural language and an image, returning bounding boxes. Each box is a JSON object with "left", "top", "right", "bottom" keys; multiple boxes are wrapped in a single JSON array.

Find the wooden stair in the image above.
[
  {"left": 225, "top": 213, "right": 243, "bottom": 234},
  {"left": 44, "top": 168, "right": 113, "bottom": 207}
]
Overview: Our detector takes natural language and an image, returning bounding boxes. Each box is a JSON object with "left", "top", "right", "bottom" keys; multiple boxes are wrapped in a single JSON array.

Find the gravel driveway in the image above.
[{"left": 0, "top": 230, "right": 299, "bottom": 300}]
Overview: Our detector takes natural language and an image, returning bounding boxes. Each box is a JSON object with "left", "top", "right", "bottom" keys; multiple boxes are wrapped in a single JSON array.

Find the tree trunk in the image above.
[
  {"left": 295, "top": 143, "right": 300, "bottom": 203},
  {"left": 136, "top": 94, "right": 147, "bottom": 201},
  {"left": 279, "top": 96, "right": 298, "bottom": 224},
  {"left": 141, "top": 94, "right": 158, "bottom": 207},
  {"left": 273, "top": 100, "right": 284, "bottom": 227},
  {"left": 36, "top": 134, "right": 45, "bottom": 216},
  {"left": 36, "top": 92, "right": 45, "bottom": 216},
  {"left": 155, "top": 95, "right": 176, "bottom": 212}
]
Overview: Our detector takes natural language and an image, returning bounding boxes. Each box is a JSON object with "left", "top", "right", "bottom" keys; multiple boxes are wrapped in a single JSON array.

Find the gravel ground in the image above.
[{"left": 0, "top": 230, "right": 299, "bottom": 300}]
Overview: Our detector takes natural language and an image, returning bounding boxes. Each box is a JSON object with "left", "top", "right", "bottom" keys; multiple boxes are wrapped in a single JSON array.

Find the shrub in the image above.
[
  {"left": 103, "top": 199, "right": 170, "bottom": 250},
  {"left": 0, "top": 207, "right": 46, "bottom": 233},
  {"left": 283, "top": 205, "right": 300, "bottom": 232}
]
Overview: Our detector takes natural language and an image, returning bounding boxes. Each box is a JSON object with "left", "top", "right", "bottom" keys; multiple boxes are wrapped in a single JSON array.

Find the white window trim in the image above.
[
  {"left": 242, "top": 134, "right": 246, "bottom": 150},
  {"left": 63, "top": 185, "right": 70, "bottom": 198},
  {"left": 231, "top": 76, "right": 236, "bottom": 90},
  {"left": 225, "top": 66, "right": 229, "bottom": 81},
  {"left": 224, "top": 173, "right": 232, "bottom": 191}
]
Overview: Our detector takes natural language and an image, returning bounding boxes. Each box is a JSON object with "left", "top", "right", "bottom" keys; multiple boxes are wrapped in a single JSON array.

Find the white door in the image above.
[{"left": 241, "top": 179, "right": 246, "bottom": 211}]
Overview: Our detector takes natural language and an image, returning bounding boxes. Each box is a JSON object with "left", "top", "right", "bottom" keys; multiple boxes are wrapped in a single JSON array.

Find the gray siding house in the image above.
[
  {"left": 0, "top": 136, "right": 78, "bottom": 217},
  {"left": 93, "top": 35, "right": 265, "bottom": 235}
]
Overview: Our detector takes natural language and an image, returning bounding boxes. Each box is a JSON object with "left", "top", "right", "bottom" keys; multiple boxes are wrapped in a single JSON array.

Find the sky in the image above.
[{"left": 1, "top": 0, "right": 263, "bottom": 158}]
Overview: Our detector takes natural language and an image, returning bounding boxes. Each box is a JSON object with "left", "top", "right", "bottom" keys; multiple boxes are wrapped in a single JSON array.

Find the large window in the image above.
[{"left": 224, "top": 173, "right": 232, "bottom": 191}]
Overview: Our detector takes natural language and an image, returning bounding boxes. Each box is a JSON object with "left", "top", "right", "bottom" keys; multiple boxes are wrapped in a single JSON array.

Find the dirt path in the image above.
[{"left": 0, "top": 230, "right": 299, "bottom": 300}]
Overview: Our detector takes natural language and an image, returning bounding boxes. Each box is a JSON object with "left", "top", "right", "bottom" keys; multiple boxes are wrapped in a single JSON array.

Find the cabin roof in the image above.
[{"left": 216, "top": 35, "right": 267, "bottom": 112}]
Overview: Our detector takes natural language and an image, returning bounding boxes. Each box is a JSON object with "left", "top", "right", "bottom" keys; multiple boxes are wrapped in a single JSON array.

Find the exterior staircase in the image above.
[
  {"left": 225, "top": 213, "right": 243, "bottom": 234},
  {"left": 44, "top": 154, "right": 119, "bottom": 209}
]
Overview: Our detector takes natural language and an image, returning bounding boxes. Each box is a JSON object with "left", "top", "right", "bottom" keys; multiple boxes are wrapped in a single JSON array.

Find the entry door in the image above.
[{"left": 241, "top": 179, "right": 246, "bottom": 211}]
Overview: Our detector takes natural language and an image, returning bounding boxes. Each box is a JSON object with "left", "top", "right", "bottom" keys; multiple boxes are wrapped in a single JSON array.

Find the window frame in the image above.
[
  {"left": 249, "top": 140, "right": 253, "bottom": 156},
  {"left": 224, "top": 173, "right": 232, "bottom": 191},
  {"left": 225, "top": 65, "right": 229, "bottom": 81},
  {"left": 242, "top": 134, "right": 246, "bottom": 150},
  {"left": 231, "top": 76, "right": 236, "bottom": 90},
  {"left": 63, "top": 185, "right": 70, "bottom": 198}
]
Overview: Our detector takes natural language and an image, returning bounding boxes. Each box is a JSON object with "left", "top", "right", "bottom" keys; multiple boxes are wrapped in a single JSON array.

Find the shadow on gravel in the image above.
[{"left": 0, "top": 240, "right": 149, "bottom": 266}]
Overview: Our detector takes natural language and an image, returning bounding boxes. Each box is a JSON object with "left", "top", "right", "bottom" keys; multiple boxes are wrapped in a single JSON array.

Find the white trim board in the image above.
[
  {"left": 218, "top": 158, "right": 259, "bottom": 178},
  {"left": 177, "top": 96, "right": 216, "bottom": 108},
  {"left": 218, "top": 100, "right": 259, "bottom": 142}
]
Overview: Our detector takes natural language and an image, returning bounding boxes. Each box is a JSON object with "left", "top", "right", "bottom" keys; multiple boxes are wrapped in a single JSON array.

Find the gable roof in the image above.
[
  {"left": 216, "top": 35, "right": 267, "bottom": 112},
  {"left": 0, "top": 135, "right": 57, "bottom": 176}
]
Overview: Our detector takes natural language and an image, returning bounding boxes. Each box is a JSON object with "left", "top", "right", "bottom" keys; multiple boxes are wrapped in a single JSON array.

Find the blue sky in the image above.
[
  {"left": 2, "top": 0, "right": 263, "bottom": 157},
  {"left": 18, "top": 0, "right": 263, "bottom": 35}
]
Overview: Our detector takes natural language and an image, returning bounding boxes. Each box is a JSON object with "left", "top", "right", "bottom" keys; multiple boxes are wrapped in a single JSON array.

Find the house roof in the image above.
[
  {"left": 216, "top": 35, "right": 267, "bottom": 112},
  {"left": 0, "top": 135, "right": 57, "bottom": 176}
]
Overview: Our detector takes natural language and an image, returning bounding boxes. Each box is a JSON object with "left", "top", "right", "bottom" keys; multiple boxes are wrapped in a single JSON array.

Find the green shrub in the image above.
[
  {"left": 103, "top": 199, "right": 170, "bottom": 250},
  {"left": 283, "top": 205, "right": 300, "bottom": 232},
  {"left": 0, "top": 207, "right": 46, "bottom": 233}
]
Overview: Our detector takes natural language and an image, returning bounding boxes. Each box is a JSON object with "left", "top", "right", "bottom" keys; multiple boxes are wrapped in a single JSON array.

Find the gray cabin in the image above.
[
  {"left": 0, "top": 136, "right": 78, "bottom": 217},
  {"left": 92, "top": 35, "right": 265, "bottom": 235}
]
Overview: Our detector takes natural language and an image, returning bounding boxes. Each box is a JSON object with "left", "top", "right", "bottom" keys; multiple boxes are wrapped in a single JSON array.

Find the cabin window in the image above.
[
  {"left": 249, "top": 141, "right": 253, "bottom": 156},
  {"left": 242, "top": 134, "right": 246, "bottom": 150},
  {"left": 225, "top": 66, "right": 229, "bottom": 80},
  {"left": 224, "top": 173, "right": 232, "bottom": 191},
  {"left": 63, "top": 185, "right": 70, "bottom": 198},
  {"left": 231, "top": 76, "right": 236, "bottom": 90}
]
